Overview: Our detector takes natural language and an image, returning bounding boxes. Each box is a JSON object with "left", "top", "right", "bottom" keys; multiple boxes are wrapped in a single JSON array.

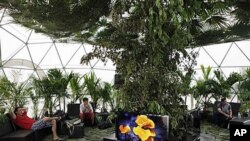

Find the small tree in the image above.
[
  {"left": 82, "top": 72, "right": 101, "bottom": 111},
  {"left": 239, "top": 68, "right": 250, "bottom": 113},
  {"left": 0, "top": 76, "right": 31, "bottom": 108},
  {"left": 68, "top": 73, "right": 84, "bottom": 103}
]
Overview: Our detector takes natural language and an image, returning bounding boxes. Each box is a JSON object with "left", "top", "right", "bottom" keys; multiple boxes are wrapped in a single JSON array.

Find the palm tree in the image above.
[
  {"left": 238, "top": 68, "right": 250, "bottom": 113},
  {"left": 32, "top": 69, "right": 73, "bottom": 114},
  {"left": 47, "top": 69, "right": 73, "bottom": 111},
  {"left": 0, "top": 76, "right": 31, "bottom": 108},
  {"left": 99, "top": 82, "right": 113, "bottom": 112},
  {"left": 32, "top": 76, "right": 55, "bottom": 115},
  {"left": 193, "top": 65, "right": 214, "bottom": 110},
  {"left": 83, "top": 72, "right": 101, "bottom": 111},
  {"left": 213, "top": 70, "right": 242, "bottom": 101},
  {"left": 68, "top": 73, "right": 84, "bottom": 103}
]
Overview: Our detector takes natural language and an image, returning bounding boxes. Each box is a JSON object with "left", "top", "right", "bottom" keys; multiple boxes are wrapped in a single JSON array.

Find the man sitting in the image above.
[
  {"left": 214, "top": 97, "right": 232, "bottom": 128},
  {"left": 10, "top": 107, "right": 63, "bottom": 141},
  {"left": 79, "top": 98, "right": 94, "bottom": 125}
]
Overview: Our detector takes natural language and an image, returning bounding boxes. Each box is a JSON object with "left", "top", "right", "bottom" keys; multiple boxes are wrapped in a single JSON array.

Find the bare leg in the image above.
[
  {"left": 41, "top": 117, "right": 60, "bottom": 140},
  {"left": 51, "top": 119, "right": 59, "bottom": 140},
  {"left": 42, "top": 117, "right": 60, "bottom": 122}
]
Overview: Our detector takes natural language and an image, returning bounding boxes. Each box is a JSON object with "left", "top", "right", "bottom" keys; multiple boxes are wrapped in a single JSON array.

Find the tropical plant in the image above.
[
  {"left": 32, "top": 69, "right": 73, "bottom": 114},
  {"left": 238, "top": 68, "right": 250, "bottom": 113},
  {"left": 68, "top": 73, "right": 84, "bottom": 103},
  {"left": 81, "top": 1, "right": 199, "bottom": 140},
  {"left": 193, "top": 65, "right": 215, "bottom": 110},
  {"left": 0, "top": 0, "right": 111, "bottom": 41},
  {"left": 214, "top": 70, "right": 242, "bottom": 100},
  {"left": 99, "top": 82, "right": 114, "bottom": 112},
  {"left": 0, "top": 97, "right": 7, "bottom": 122},
  {"left": 4, "top": 0, "right": 250, "bottom": 140},
  {"left": 46, "top": 69, "right": 73, "bottom": 111},
  {"left": 0, "top": 76, "right": 31, "bottom": 108},
  {"left": 82, "top": 72, "right": 101, "bottom": 110},
  {"left": 32, "top": 76, "right": 55, "bottom": 115},
  {"left": 3, "top": 1, "right": 250, "bottom": 46},
  {"left": 30, "top": 88, "right": 40, "bottom": 119},
  {"left": 193, "top": 66, "right": 242, "bottom": 111}
]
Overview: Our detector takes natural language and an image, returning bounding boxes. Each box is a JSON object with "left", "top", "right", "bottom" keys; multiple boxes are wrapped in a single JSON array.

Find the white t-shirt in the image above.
[{"left": 80, "top": 103, "right": 93, "bottom": 113}]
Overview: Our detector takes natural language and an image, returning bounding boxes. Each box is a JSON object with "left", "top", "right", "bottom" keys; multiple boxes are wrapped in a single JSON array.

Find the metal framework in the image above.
[
  {"left": 1, "top": 8, "right": 250, "bottom": 108},
  {"left": 0, "top": 8, "right": 115, "bottom": 83}
]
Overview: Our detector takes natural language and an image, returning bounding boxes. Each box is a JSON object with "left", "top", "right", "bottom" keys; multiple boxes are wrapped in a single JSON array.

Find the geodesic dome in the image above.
[
  {"left": 1, "top": 7, "right": 250, "bottom": 109},
  {"left": 0, "top": 8, "right": 115, "bottom": 83}
]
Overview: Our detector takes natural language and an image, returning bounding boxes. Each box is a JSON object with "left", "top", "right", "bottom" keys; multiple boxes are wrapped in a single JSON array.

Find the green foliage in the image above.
[
  {"left": 0, "top": 76, "right": 31, "bottom": 108},
  {"left": 69, "top": 73, "right": 84, "bottom": 103},
  {"left": 193, "top": 66, "right": 242, "bottom": 110},
  {"left": 2, "top": 0, "right": 111, "bottom": 38},
  {"left": 32, "top": 68, "right": 73, "bottom": 114},
  {"left": 238, "top": 68, "right": 250, "bottom": 113},
  {"left": 2, "top": 0, "right": 250, "bottom": 45},
  {"left": 81, "top": 1, "right": 198, "bottom": 140},
  {"left": 82, "top": 72, "right": 115, "bottom": 112},
  {"left": 82, "top": 72, "right": 101, "bottom": 109}
]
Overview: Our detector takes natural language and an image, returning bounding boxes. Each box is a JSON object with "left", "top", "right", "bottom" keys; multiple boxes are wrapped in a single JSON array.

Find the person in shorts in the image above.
[{"left": 10, "top": 107, "right": 63, "bottom": 141}]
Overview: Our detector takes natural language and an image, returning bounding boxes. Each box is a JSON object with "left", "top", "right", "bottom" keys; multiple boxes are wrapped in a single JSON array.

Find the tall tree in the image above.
[{"left": 81, "top": 1, "right": 199, "bottom": 140}]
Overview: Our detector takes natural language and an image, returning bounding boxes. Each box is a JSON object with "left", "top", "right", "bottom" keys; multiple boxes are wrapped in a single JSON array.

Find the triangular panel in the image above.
[
  {"left": 56, "top": 43, "right": 82, "bottom": 66},
  {"left": 8, "top": 46, "right": 31, "bottom": 62},
  {"left": 1, "top": 23, "right": 32, "bottom": 43},
  {"left": 65, "top": 45, "right": 89, "bottom": 69},
  {"left": 28, "top": 43, "right": 53, "bottom": 66},
  {"left": 38, "top": 44, "right": 63, "bottom": 69},
  {"left": 203, "top": 42, "right": 232, "bottom": 65},
  {"left": 221, "top": 43, "right": 250, "bottom": 67},
  {"left": 195, "top": 47, "right": 218, "bottom": 69},
  {"left": 235, "top": 41, "right": 250, "bottom": 61},
  {"left": 1, "top": 28, "right": 25, "bottom": 61}
]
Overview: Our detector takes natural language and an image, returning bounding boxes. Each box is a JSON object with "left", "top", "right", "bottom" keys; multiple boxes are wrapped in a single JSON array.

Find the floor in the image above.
[
  {"left": 42, "top": 122, "right": 229, "bottom": 141},
  {"left": 200, "top": 122, "right": 229, "bottom": 141},
  {"left": 43, "top": 126, "right": 115, "bottom": 141}
]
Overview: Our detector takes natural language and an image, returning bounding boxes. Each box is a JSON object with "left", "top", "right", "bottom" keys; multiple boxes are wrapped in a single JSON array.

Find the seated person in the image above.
[
  {"left": 214, "top": 97, "right": 232, "bottom": 128},
  {"left": 79, "top": 97, "right": 94, "bottom": 125},
  {"left": 10, "top": 107, "right": 63, "bottom": 141}
]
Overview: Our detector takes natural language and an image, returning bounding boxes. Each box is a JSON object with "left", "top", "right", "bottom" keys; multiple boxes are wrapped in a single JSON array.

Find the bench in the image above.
[{"left": 0, "top": 114, "right": 51, "bottom": 141}]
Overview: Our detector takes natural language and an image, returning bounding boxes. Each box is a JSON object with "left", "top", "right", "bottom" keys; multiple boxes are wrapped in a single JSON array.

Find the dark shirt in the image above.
[{"left": 217, "top": 103, "right": 231, "bottom": 114}]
